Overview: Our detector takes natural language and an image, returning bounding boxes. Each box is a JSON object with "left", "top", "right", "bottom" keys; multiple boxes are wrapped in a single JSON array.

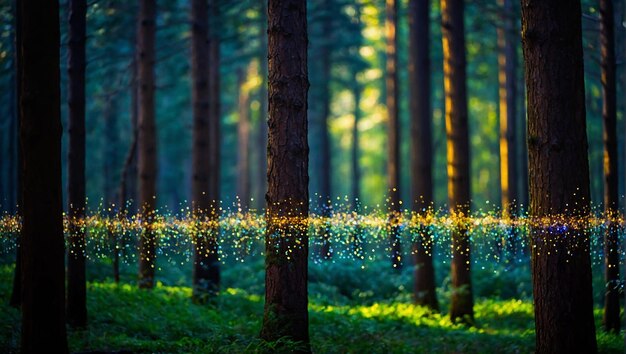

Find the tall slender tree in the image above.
[
  {"left": 386, "top": 0, "right": 402, "bottom": 270},
  {"left": 409, "top": 0, "right": 437, "bottom": 311},
  {"left": 259, "top": 0, "right": 310, "bottom": 348},
  {"left": 237, "top": 65, "right": 251, "bottom": 210},
  {"left": 497, "top": 0, "right": 517, "bottom": 217},
  {"left": 67, "top": 0, "right": 87, "bottom": 327},
  {"left": 256, "top": 0, "right": 268, "bottom": 212},
  {"left": 19, "top": 0, "right": 69, "bottom": 351},
  {"left": 521, "top": 0, "right": 598, "bottom": 351},
  {"left": 137, "top": 0, "right": 158, "bottom": 289},
  {"left": 190, "top": 0, "right": 221, "bottom": 300},
  {"left": 441, "top": 0, "right": 473, "bottom": 323},
  {"left": 600, "top": 0, "right": 620, "bottom": 333}
]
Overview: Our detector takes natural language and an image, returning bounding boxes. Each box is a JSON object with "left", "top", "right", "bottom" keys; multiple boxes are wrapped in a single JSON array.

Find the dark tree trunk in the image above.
[
  {"left": 237, "top": 66, "right": 251, "bottom": 210},
  {"left": 19, "top": 0, "right": 69, "bottom": 351},
  {"left": 191, "top": 0, "right": 220, "bottom": 301},
  {"left": 386, "top": 0, "right": 402, "bottom": 271},
  {"left": 256, "top": 0, "right": 268, "bottom": 212},
  {"left": 137, "top": 0, "right": 158, "bottom": 289},
  {"left": 441, "top": 0, "right": 473, "bottom": 323},
  {"left": 600, "top": 0, "right": 620, "bottom": 333},
  {"left": 9, "top": 0, "right": 21, "bottom": 309},
  {"left": 409, "top": 0, "right": 438, "bottom": 311},
  {"left": 259, "top": 0, "right": 310, "bottom": 349},
  {"left": 67, "top": 0, "right": 87, "bottom": 328},
  {"left": 498, "top": 0, "right": 517, "bottom": 216},
  {"left": 521, "top": 0, "right": 598, "bottom": 352},
  {"left": 519, "top": 70, "right": 529, "bottom": 212}
]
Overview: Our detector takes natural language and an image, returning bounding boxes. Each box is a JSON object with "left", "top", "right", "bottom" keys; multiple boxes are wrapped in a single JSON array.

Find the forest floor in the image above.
[{"left": 0, "top": 259, "right": 623, "bottom": 353}]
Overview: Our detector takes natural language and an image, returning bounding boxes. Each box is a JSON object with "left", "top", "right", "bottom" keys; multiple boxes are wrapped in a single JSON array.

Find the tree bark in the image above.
[
  {"left": 441, "top": 0, "right": 473, "bottom": 323},
  {"left": 237, "top": 66, "right": 251, "bottom": 210},
  {"left": 409, "top": 0, "right": 438, "bottom": 311},
  {"left": 600, "top": 0, "right": 620, "bottom": 333},
  {"left": 259, "top": 0, "right": 310, "bottom": 349},
  {"left": 386, "top": 0, "right": 402, "bottom": 271},
  {"left": 498, "top": 0, "right": 517, "bottom": 217},
  {"left": 18, "top": 0, "right": 69, "bottom": 351},
  {"left": 67, "top": 0, "right": 87, "bottom": 328},
  {"left": 521, "top": 0, "right": 598, "bottom": 352},
  {"left": 137, "top": 0, "right": 158, "bottom": 289}
]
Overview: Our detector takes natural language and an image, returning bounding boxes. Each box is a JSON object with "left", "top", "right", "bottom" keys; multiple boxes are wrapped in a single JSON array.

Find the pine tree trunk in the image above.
[
  {"left": 190, "top": 0, "right": 220, "bottom": 301},
  {"left": 600, "top": 0, "right": 620, "bottom": 333},
  {"left": 386, "top": 0, "right": 402, "bottom": 271},
  {"left": 409, "top": 0, "right": 438, "bottom": 311},
  {"left": 237, "top": 66, "right": 251, "bottom": 210},
  {"left": 67, "top": 0, "right": 87, "bottom": 328},
  {"left": 259, "top": 0, "right": 310, "bottom": 348},
  {"left": 19, "top": 0, "right": 69, "bottom": 351},
  {"left": 137, "top": 0, "right": 158, "bottom": 289},
  {"left": 441, "top": 0, "right": 473, "bottom": 323},
  {"left": 521, "top": 0, "right": 598, "bottom": 351}
]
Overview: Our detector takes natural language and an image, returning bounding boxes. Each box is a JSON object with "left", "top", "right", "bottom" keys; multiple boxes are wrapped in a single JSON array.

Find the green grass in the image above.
[{"left": 0, "top": 258, "right": 623, "bottom": 353}]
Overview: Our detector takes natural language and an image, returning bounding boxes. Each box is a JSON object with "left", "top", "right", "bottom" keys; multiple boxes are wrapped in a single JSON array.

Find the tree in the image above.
[
  {"left": 386, "top": 0, "right": 402, "bottom": 271},
  {"left": 259, "top": 0, "right": 310, "bottom": 349},
  {"left": 67, "top": 0, "right": 87, "bottom": 327},
  {"left": 255, "top": 0, "right": 268, "bottom": 212},
  {"left": 521, "top": 0, "right": 598, "bottom": 351},
  {"left": 600, "top": 0, "right": 620, "bottom": 333},
  {"left": 190, "top": 0, "right": 221, "bottom": 301},
  {"left": 497, "top": 0, "right": 517, "bottom": 218},
  {"left": 237, "top": 65, "right": 251, "bottom": 210},
  {"left": 441, "top": 0, "right": 473, "bottom": 323},
  {"left": 18, "top": 0, "right": 69, "bottom": 351},
  {"left": 409, "top": 0, "right": 438, "bottom": 311},
  {"left": 137, "top": 0, "right": 158, "bottom": 289}
]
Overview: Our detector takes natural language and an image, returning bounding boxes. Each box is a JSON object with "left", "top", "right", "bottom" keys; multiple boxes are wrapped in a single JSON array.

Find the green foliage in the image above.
[{"left": 0, "top": 258, "right": 622, "bottom": 353}]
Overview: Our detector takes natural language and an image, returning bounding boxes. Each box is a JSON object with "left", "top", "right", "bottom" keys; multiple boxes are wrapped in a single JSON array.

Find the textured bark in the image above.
[
  {"left": 409, "top": 0, "right": 437, "bottom": 311},
  {"left": 441, "top": 0, "right": 473, "bottom": 323},
  {"left": 18, "top": 0, "right": 69, "bottom": 351},
  {"left": 237, "top": 66, "right": 251, "bottom": 210},
  {"left": 67, "top": 0, "right": 87, "bottom": 328},
  {"left": 600, "top": 0, "right": 620, "bottom": 333},
  {"left": 259, "top": 0, "right": 310, "bottom": 349},
  {"left": 521, "top": 0, "right": 598, "bottom": 352},
  {"left": 497, "top": 0, "right": 517, "bottom": 216},
  {"left": 137, "top": 0, "right": 158, "bottom": 289},
  {"left": 386, "top": 0, "right": 402, "bottom": 271},
  {"left": 191, "top": 0, "right": 221, "bottom": 301}
]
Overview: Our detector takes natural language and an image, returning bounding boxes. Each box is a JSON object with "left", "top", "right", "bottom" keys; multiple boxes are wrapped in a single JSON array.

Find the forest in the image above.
[{"left": 0, "top": 0, "right": 625, "bottom": 352}]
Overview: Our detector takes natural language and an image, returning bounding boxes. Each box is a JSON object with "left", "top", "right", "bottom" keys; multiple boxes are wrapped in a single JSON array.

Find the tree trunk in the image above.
[
  {"left": 259, "top": 0, "right": 310, "bottom": 349},
  {"left": 351, "top": 78, "right": 363, "bottom": 257},
  {"left": 137, "top": 0, "right": 158, "bottom": 289},
  {"left": 237, "top": 66, "right": 251, "bottom": 211},
  {"left": 19, "top": 0, "right": 69, "bottom": 351},
  {"left": 441, "top": 0, "right": 473, "bottom": 323},
  {"left": 191, "top": 0, "right": 220, "bottom": 301},
  {"left": 386, "top": 0, "right": 402, "bottom": 271},
  {"left": 600, "top": 0, "right": 620, "bottom": 333},
  {"left": 9, "top": 0, "right": 21, "bottom": 309},
  {"left": 409, "top": 0, "right": 438, "bottom": 311},
  {"left": 498, "top": 0, "right": 517, "bottom": 216},
  {"left": 67, "top": 0, "right": 87, "bottom": 328},
  {"left": 521, "top": 0, "right": 598, "bottom": 352}
]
